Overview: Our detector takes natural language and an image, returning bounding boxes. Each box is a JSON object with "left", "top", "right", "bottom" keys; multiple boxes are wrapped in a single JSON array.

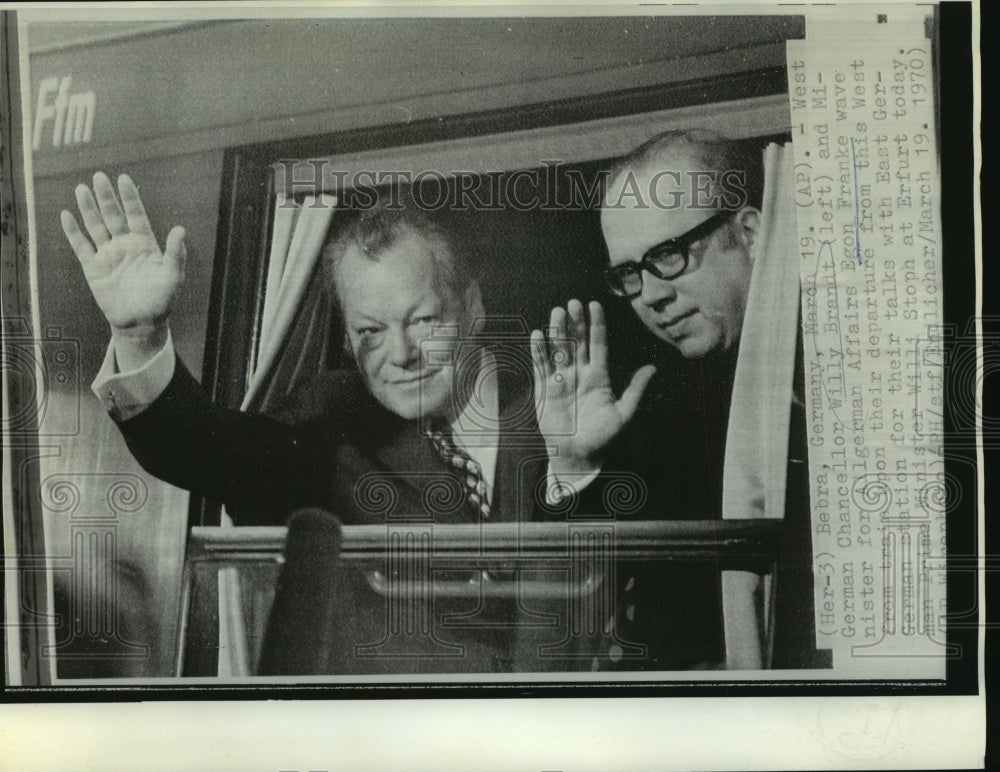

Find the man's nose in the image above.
[
  {"left": 638, "top": 269, "right": 678, "bottom": 307},
  {"left": 386, "top": 327, "right": 418, "bottom": 367}
]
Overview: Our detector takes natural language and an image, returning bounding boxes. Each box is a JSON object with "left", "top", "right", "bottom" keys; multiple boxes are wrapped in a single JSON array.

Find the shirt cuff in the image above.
[
  {"left": 91, "top": 330, "right": 176, "bottom": 421},
  {"left": 544, "top": 464, "right": 602, "bottom": 505}
]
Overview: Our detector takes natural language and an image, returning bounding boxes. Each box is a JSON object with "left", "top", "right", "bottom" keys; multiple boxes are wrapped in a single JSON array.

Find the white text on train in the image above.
[{"left": 32, "top": 75, "right": 96, "bottom": 151}]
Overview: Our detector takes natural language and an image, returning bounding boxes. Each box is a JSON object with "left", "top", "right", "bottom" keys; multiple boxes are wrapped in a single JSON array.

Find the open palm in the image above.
[
  {"left": 61, "top": 172, "right": 186, "bottom": 331},
  {"left": 531, "top": 300, "right": 655, "bottom": 470}
]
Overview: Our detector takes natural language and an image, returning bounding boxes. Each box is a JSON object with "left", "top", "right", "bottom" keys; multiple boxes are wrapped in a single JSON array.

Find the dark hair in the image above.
[
  {"left": 607, "top": 128, "right": 765, "bottom": 213},
  {"left": 321, "top": 185, "right": 475, "bottom": 301}
]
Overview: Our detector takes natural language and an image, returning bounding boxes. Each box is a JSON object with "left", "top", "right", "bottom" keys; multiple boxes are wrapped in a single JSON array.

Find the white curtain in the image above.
[
  {"left": 217, "top": 193, "right": 336, "bottom": 677},
  {"left": 720, "top": 143, "right": 799, "bottom": 669}
]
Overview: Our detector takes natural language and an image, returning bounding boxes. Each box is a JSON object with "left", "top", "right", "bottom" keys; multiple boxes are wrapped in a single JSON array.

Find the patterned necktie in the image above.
[{"left": 424, "top": 425, "right": 491, "bottom": 519}]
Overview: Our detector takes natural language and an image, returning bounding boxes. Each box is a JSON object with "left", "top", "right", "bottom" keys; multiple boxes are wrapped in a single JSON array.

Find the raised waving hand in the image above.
[
  {"left": 61, "top": 172, "right": 186, "bottom": 343},
  {"left": 531, "top": 299, "right": 656, "bottom": 476}
]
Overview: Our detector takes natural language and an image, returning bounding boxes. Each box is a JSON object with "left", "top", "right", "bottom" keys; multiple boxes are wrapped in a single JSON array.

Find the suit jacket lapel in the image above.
[{"left": 369, "top": 412, "right": 484, "bottom": 524}]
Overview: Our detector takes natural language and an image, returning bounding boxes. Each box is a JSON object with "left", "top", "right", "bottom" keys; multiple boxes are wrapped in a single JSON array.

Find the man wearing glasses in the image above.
[
  {"left": 602, "top": 132, "right": 759, "bottom": 360},
  {"left": 596, "top": 129, "right": 827, "bottom": 670}
]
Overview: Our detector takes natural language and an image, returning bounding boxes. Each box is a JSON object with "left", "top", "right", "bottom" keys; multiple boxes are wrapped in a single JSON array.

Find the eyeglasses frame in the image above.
[{"left": 604, "top": 210, "right": 736, "bottom": 299}]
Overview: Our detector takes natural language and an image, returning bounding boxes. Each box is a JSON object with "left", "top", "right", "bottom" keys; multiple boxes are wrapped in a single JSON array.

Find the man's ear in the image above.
[
  {"left": 463, "top": 280, "right": 486, "bottom": 333},
  {"left": 734, "top": 206, "right": 761, "bottom": 256}
]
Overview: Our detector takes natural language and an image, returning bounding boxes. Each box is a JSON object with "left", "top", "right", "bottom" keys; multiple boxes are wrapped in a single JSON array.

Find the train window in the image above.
[
  {"left": 14, "top": 48, "right": 803, "bottom": 679},
  {"left": 184, "top": 110, "right": 802, "bottom": 676},
  {"left": 19, "top": 13, "right": 955, "bottom": 683}
]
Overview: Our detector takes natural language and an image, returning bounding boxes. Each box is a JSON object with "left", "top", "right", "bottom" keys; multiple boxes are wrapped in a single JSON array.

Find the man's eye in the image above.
[
  {"left": 410, "top": 316, "right": 438, "bottom": 327},
  {"left": 356, "top": 327, "right": 381, "bottom": 337}
]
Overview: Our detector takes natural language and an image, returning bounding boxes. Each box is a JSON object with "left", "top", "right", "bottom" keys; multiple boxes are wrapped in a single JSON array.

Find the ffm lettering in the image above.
[{"left": 32, "top": 75, "right": 96, "bottom": 151}]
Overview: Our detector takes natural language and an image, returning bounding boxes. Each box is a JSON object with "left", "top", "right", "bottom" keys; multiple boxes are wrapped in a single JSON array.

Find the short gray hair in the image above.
[{"left": 321, "top": 186, "right": 475, "bottom": 302}]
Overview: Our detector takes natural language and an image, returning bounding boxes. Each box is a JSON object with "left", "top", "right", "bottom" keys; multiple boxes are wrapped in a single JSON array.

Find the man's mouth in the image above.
[
  {"left": 657, "top": 309, "right": 696, "bottom": 330},
  {"left": 390, "top": 370, "right": 438, "bottom": 385}
]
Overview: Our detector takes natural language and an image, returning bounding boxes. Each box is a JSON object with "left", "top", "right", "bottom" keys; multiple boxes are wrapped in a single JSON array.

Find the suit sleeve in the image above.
[{"left": 115, "top": 357, "right": 330, "bottom": 524}]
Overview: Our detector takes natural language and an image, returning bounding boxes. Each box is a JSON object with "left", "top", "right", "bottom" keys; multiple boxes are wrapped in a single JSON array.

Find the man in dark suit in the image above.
[
  {"left": 599, "top": 129, "right": 829, "bottom": 670},
  {"left": 62, "top": 173, "right": 655, "bottom": 673}
]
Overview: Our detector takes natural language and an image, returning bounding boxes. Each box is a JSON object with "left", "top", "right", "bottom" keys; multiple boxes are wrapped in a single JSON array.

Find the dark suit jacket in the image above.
[
  {"left": 594, "top": 352, "right": 736, "bottom": 671},
  {"left": 604, "top": 338, "right": 831, "bottom": 671},
  {"left": 118, "top": 353, "right": 620, "bottom": 674},
  {"left": 118, "top": 356, "right": 557, "bottom": 528},
  {"left": 119, "top": 351, "right": 749, "bottom": 674}
]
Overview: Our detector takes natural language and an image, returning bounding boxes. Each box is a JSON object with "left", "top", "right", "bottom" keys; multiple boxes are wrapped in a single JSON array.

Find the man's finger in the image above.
[
  {"left": 60, "top": 210, "right": 96, "bottom": 262},
  {"left": 548, "top": 305, "right": 570, "bottom": 368},
  {"left": 118, "top": 174, "right": 155, "bottom": 237},
  {"left": 588, "top": 301, "right": 607, "bottom": 369},
  {"left": 93, "top": 172, "right": 128, "bottom": 236},
  {"left": 530, "top": 329, "right": 551, "bottom": 381},
  {"left": 616, "top": 364, "right": 657, "bottom": 423},
  {"left": 566, "top": 298, "right": 587, "bottom": 365},
  {"left": 75, "top": 184, "right": 110, "bottom": 246}
]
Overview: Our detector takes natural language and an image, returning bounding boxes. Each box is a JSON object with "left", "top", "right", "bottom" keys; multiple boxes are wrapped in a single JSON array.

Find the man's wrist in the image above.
[
  {"left": 110, "top": 322, "right": 169, "bottom": 372},
  {"left": 544, "top": 454, "right": 604, "bottom": 505},
  {"left": 93, "top": 328, "right": 175, "bottom": 420},
  {"left": 548, "top": 453, "right": 603, "bottom": 479}
]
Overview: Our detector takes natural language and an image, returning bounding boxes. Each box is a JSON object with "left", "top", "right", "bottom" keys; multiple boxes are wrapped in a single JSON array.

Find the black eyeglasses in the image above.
[{"left": 604, "top": 211, "right": 734, "bottom": 299}]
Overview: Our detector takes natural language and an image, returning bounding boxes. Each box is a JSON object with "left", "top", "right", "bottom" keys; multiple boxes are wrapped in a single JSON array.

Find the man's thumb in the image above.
[
  {"left": 617, "top": 364, "right": 657, "bottom": 422},
  {"left": 164, "top": 226, "right": 187, "bottom": 278}
]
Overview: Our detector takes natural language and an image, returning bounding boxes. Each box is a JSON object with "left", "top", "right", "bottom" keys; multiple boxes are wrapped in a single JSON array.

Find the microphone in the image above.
[{"left": 257, "top": 507, "right": 343, "bottom": 675}]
